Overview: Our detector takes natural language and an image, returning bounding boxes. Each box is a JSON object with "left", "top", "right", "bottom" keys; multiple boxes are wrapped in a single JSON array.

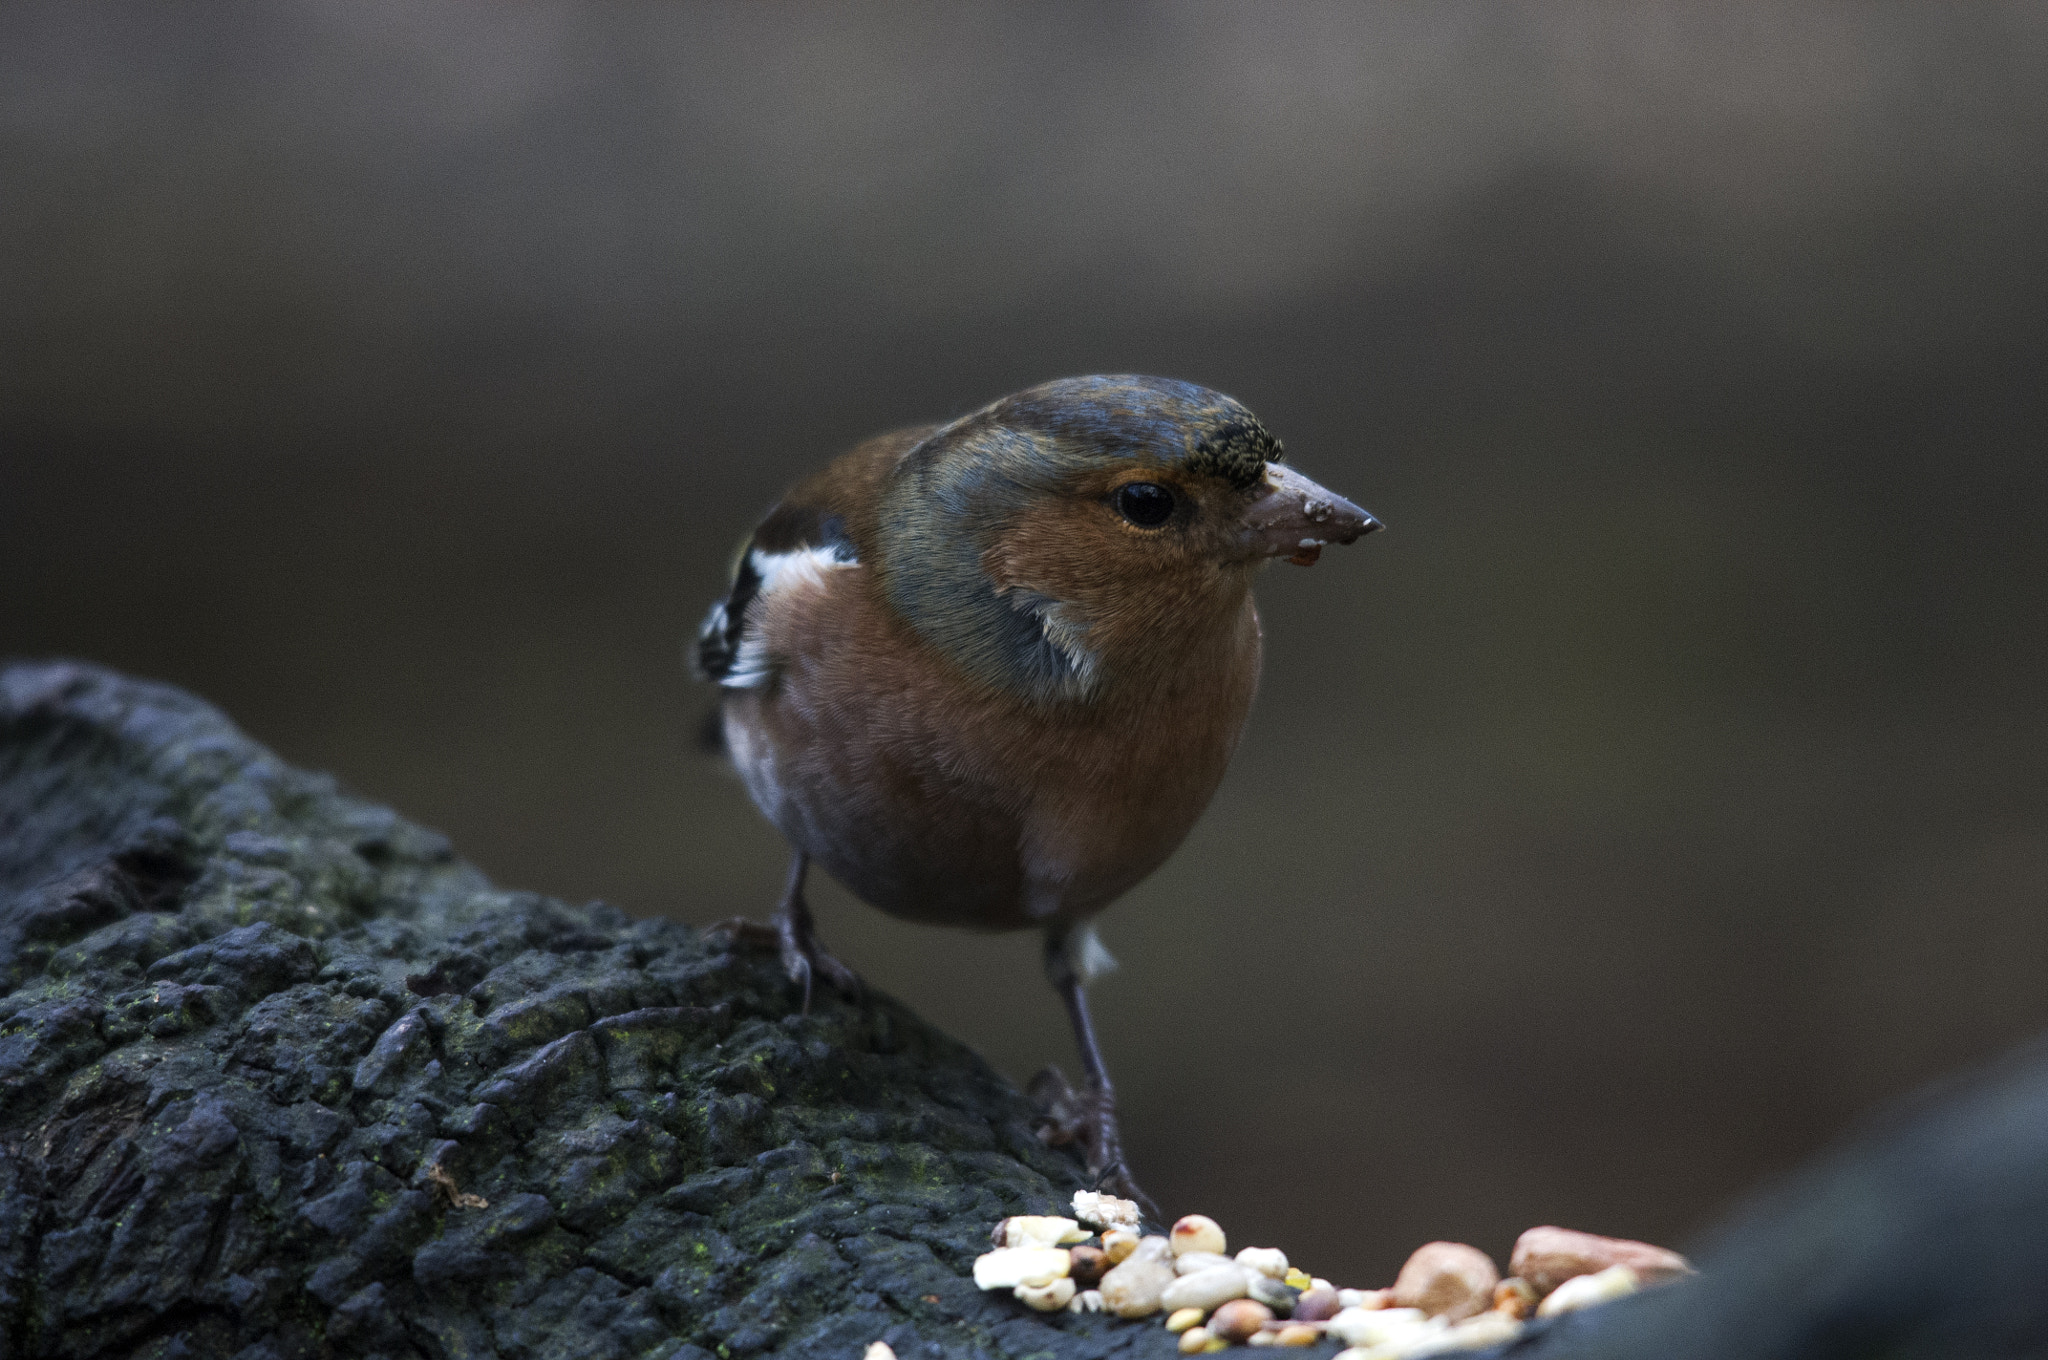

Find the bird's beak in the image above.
[{"left": 1240, "top": 463, "right": 1382, "bottom": 565}]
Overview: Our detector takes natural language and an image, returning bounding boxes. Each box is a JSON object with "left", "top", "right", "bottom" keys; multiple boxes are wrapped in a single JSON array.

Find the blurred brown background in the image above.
[{"left": 5, "top": 1, "right": 2048, "bottom": 1289}]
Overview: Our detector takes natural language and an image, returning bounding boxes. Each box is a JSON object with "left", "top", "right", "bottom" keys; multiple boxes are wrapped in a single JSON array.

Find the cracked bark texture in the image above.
[{"left": 0, "top": 661, "right": 1212, "bottom": 1360}]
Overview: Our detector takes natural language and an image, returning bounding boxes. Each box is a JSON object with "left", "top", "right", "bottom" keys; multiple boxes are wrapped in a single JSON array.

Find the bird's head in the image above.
[{"left": 873, "top": 375, "right": 1379, "bottom": 704}]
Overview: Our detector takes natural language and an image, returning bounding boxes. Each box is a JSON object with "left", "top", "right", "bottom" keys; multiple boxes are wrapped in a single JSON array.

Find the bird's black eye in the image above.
[{"left": 1114, "top": 482, "right": 1175, "bottom": 528}]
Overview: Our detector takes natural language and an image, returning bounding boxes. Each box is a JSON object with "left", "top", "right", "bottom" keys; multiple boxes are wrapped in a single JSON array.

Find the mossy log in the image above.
[{"left": 0, "top": 662, "right": 1203, "bottom": 1360}]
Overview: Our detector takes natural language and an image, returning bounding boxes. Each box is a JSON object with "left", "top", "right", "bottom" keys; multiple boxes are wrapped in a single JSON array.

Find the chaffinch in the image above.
[{"left": 694, "top": 375, "right": 1378, "bottom": 1199}]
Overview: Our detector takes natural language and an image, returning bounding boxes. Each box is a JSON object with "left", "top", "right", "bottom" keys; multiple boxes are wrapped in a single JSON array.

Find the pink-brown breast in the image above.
[{"left": 720, "top": 559, "right": 1262, "bottom": 933}]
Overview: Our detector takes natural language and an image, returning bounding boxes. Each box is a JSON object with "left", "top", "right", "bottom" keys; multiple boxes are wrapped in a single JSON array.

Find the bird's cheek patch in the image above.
[{"left": 993, "top": 498, "right": 1172, "bottom": 599}]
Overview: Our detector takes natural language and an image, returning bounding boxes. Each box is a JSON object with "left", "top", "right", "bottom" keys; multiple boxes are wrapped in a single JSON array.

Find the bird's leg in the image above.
[
  {"left": 711, "top": 853, "right": 861, "bottom": 1012},
  {"left": 774, "top": 854, "right": 862, "bottom": 1011},
  {"left": 1039, "top": 927, "right": 1154, "bottom": 1212}
]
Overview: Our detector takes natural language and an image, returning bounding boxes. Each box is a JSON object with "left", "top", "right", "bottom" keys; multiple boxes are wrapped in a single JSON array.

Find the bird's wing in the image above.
[
  {"left": 694, "top": 424, "right": 933, "bottom": 692},
  {"left": 693, "top": 499, "right": 859, "bottom": 689}
]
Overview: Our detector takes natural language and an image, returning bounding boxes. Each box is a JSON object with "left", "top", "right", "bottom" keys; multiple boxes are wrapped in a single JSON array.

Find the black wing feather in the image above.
[{"left": 692, "top": 504, "right": 856, "bottom": 684}]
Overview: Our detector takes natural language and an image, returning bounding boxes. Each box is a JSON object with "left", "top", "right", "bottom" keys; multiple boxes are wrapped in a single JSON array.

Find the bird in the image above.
[{"left": 693, "top": 375, "right": 1378, "bottom": 1200}]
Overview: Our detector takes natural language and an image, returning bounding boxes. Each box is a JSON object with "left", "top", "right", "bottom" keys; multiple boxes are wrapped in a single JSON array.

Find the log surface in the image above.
[{"left": 0, "top": 661, "right": 1194, "bottom": 1360}]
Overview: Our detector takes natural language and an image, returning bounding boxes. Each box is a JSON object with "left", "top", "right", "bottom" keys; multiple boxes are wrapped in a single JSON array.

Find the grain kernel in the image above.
[{"left": 1171, "top": 1214, "right": 1227, "bottom": 1258}]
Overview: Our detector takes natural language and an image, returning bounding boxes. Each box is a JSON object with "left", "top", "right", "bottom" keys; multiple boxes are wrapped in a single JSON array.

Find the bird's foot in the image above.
[
  {"left": 1028, "top": 1065, "right": 1090, "bottom": 1148},
  {"left": 709, "top": 917, "right": 779, "bottom": 947},
  {"left": 778, "top": 929, "right": 862, "bottom": 1013},
  {"left": 708, "top": 915, "right": 862, "bottom": 1013},
  {"left": 1028, "top": 1066, "right": 1157, "bottom": 1216}
]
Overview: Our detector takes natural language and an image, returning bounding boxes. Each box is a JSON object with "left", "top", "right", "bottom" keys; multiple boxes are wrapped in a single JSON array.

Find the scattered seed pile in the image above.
[{"left": 963, "top": 1197, "right": 1690, "bottom": 1358}]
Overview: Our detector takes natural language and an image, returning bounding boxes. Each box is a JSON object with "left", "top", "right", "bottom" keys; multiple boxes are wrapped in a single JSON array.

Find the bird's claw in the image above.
[
  {"left": 1029, "top": 1066, "right": 1089, "bottom": 1148},
  {"left": 1028, "top": 1066, "right": 1156, "bottom": 1216},
  {"left": 779, "top": 935, "right": 863, "bottom": 1013},
  {"left": 709, "top": 915, "right": 863, "bottom": 1013},
  {"left": 709, "top": 917, "right": 780, "bottom": 948},
  {"left": 776, "top": 908, "right": 861, "bottom": 1013},
  {"left": 1091, "top": 1160, "right": 1156, "bottom": 1217}
]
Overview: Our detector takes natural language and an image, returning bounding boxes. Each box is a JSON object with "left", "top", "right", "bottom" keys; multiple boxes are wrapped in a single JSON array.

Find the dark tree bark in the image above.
[{"left": 0, "top": 662, "right": 1192, "bottom": 1360}]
